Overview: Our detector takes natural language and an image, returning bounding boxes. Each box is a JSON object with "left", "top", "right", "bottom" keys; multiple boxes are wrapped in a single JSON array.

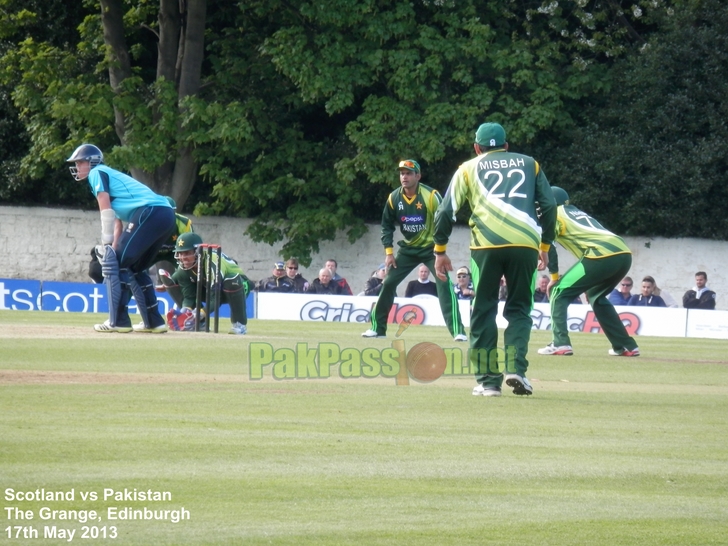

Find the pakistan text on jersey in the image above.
[
  {"left": 401, "top": 224, "right": 425, "bottom": 233},
  {"left": 478, "top": 157, "right": 526, "bottom": 170}
]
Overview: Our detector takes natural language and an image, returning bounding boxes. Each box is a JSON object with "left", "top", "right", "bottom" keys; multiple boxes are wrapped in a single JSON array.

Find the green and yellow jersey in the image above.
[
  {"left": 157, "top": 213, "right": 194, "bottom": 262},
  {"left": 434, "top": 149, "right": 556, "bottom": 252},
  {"left": 381, "top": 183, "right": 441, "bottom": 252},
  {"left": 548, "top": 204, "right": 631, "bottom": 275}
]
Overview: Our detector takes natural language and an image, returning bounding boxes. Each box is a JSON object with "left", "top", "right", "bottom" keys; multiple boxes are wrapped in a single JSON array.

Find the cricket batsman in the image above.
[{"left": 67, "top": 144, "right": 176, "bottom": 333}]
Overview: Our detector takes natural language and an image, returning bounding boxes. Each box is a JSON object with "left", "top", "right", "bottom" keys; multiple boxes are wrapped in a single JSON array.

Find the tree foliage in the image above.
[
  {"left": 541, "top": 0, "right": 728, "bottom": 239},
  {"left": 202, "top": 0, "right": 660, "bottom": 261},
  {"left": 0, "top": 0, "right": 698, "bottom": 264},
  {"left": 0, "top": 0, "right": 93, "bottom": 206},
  {"left": 0, "top": 0, "right": 208, "bottom": 208}
]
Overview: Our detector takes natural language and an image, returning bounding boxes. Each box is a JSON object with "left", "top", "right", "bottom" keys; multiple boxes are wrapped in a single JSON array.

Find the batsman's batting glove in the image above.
[
  {"left": 94, "top": 244, "right": 108, "bottom": 261},
  {"left": 96, "top": 245, "right": 117, "bottom": 278}
]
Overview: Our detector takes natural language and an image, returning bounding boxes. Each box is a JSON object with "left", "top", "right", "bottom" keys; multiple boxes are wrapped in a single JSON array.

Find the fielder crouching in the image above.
[
  {"left": 67, "top": 144, "right": 176, "bottom": 334},
  {"left": 165, "top": 233, "right": 252, "bottom": 335}
]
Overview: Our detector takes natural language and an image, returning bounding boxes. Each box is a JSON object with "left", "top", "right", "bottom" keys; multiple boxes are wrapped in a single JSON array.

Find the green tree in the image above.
[
  {"left": 0, "top": 0, "right": 91, "bottom": 205},
  {"left": 541, "top": 0, "right": 728, "bottom": 239},
  {"left": 0, "top": 0, "right": 673, "bottom": 263},
  {"left": 100, "top": 0, "right": 207, "bottom": 204},
  {"left": 0, "top": 0, "right": 208, "bottom": 207},
  {"left": 207, "top": 0, "right": 669, "bottom": 261}
]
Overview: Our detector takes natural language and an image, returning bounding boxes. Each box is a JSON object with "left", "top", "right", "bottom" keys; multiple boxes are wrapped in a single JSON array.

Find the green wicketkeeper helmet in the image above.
[
  {"left": 551, "top": 186, "right": 570, "bottom": 206},
  {"left": 175, "top": 232, "right": 203, "bottom": 253}
]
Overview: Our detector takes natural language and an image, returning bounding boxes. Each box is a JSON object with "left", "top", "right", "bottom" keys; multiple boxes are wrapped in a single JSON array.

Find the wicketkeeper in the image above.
[{"left": 164, "top": 233, "right": 253, "bottom": 335}]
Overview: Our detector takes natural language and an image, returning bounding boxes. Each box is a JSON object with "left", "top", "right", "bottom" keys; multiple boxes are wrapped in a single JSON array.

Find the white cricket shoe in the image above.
[
  {"left": 361, "top": 329, "right": 385, "bottom": 338},
  {"left": 94, "top": 320, "right": 132, "bottom": 334},
  {"left": 133, "top": 322, "right": 168, "bottom": 334},
  {"left": 472, "top": 384, "right": 502, "bottom": 397},
  {"left": 537, "top": 343, "right": 574, "bottom": 356},
  {"left": 505, "top": 374, "right": 533, "bottom": 396},
  {"left": 454, "top": 334, "right": 468, "bottom": 342},
  {"left": 229, "top": 322, "right": 247, "bottom": 335}
]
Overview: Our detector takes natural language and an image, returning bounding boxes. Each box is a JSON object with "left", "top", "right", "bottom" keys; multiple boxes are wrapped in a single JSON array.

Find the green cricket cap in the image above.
[
  {"left": 551, "top": 186, "right": 570, "bottom": 206},
  {"left": 475, "top": 123, "right": 506, "bottom": 147},
  {"left": 398, "top": 159, "right": 420, "bottom": 174}
]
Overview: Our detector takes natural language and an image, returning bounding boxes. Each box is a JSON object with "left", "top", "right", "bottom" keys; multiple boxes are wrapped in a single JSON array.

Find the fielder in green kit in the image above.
[
  {"left": 433, "top": 123, "right": 557, "bottom": 397},
  {"left": 537, "top": 186, "right": 639, "bottom": 357},
  {"left": 362, "top": 159, "right": 467, "bottom": 341}
]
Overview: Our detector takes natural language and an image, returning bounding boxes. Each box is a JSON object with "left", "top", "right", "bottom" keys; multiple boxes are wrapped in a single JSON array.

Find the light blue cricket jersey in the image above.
[{"left": 87, "top": 164, "right": 171, "bottom": 222}]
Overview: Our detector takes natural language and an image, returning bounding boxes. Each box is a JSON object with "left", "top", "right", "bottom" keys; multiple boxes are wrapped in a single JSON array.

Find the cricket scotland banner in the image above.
[{"left": 0, "top": 278, "right": 255, "bottom": 319}]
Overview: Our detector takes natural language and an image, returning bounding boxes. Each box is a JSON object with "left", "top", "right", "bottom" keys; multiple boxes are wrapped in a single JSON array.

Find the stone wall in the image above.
[{"left": 0, "top": 205, "right": 725, "bottom": 309}]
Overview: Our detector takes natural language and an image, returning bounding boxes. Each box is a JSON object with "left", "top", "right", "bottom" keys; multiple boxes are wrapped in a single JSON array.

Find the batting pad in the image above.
[{"left": 100, "top": 246, "right": 122, "bottom": 326}]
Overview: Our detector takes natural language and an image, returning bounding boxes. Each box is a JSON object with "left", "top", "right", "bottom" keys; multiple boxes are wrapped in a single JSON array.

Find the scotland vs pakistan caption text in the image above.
[{"left": 4, "top": 487, "right": 190, "bottom": 541}]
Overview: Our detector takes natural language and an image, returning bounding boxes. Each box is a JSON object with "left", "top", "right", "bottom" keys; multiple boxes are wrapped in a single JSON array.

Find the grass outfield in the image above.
[{"left": 1, "top": 310, "right": 728, "bottom": 545}]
